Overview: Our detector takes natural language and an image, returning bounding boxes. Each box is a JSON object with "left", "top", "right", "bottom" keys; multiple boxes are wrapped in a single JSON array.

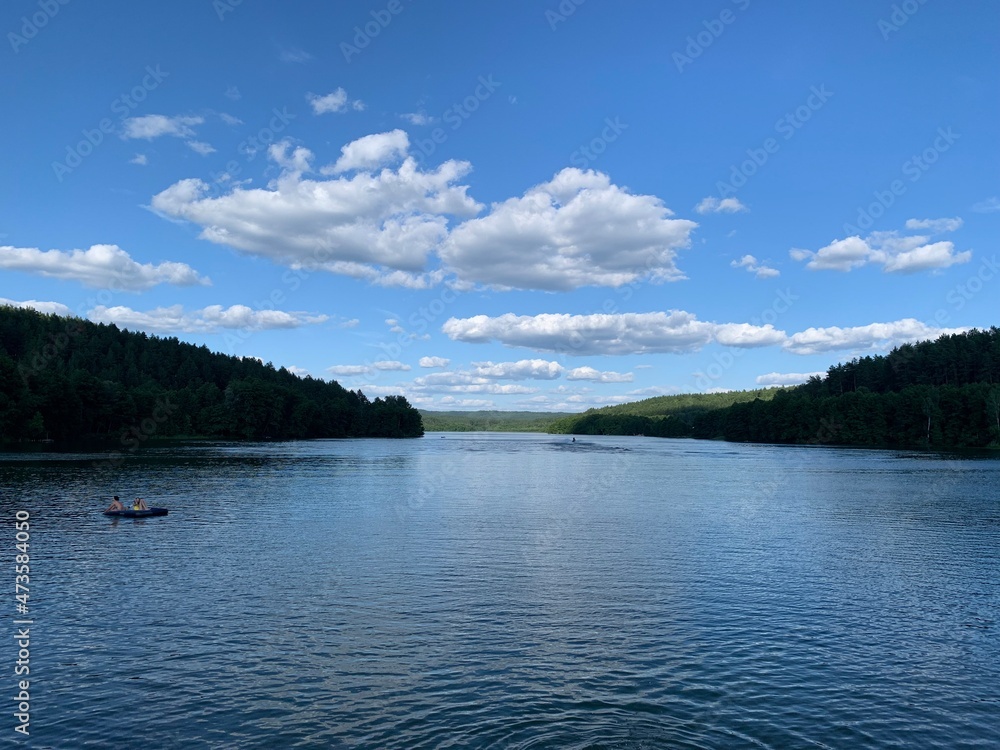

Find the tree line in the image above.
[
  {"left": 550, "top": 329, "right": 1000, "bottom": 449},
  {"left": 0, "top": 306, "right": 423, "bottom": 443}
]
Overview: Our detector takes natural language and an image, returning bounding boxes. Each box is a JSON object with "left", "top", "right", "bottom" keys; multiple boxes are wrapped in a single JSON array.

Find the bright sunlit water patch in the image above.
[{"left": 3, "top": 433, "right": 999, "bottom": 748}]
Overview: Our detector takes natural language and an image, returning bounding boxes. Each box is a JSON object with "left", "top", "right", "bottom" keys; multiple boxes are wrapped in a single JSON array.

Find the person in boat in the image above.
[
  {"left": 133, "top": 498, "right": 149, "bottom": 511},
  {"left": 106, "top": 496, "right": 124, "bottom": 512}
]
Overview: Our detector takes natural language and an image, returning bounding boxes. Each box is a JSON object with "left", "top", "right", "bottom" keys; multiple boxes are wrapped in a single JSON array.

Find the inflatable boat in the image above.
[{"left": 104, "top": 507, "right": 169, "bottom": 518}]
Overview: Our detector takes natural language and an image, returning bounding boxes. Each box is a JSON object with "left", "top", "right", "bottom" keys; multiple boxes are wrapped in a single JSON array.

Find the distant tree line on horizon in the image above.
[
  {"left": 553, "top": 329, "right": 1000, "bottom": 449},
  {"left": 0, "top": 306, "right": 423, "bottom": 444}
]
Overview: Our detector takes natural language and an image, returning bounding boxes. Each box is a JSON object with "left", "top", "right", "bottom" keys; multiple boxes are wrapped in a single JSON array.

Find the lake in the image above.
[{"left": 3, "top": 433, "right": 999, "bottom": 748}]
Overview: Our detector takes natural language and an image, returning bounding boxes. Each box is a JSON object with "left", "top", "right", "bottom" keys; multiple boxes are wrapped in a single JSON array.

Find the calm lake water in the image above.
[{"left": 3, "top": 433, "right": 999, "bottom": 749}]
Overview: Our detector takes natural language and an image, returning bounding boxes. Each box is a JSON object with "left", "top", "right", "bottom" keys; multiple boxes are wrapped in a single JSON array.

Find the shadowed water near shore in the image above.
[{"left": 4, "top": 433, "right": 999, "bottom": 748}]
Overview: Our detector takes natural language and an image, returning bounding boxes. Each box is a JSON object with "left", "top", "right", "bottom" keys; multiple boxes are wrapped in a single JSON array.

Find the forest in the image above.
[
  {"left": 0, "top": 306, "right": 423, "bottom": 444},
  {"left": 554, "top": 329, "right": 1000, "bottom": 450},
  {"left": 548, "top": 389, "right": 782, "bottom": 437}
]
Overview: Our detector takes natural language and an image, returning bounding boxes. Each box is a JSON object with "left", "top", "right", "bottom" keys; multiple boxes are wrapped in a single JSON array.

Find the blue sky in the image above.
[{"left": 2, "top": 0, "right": 998, "bottom": 411}]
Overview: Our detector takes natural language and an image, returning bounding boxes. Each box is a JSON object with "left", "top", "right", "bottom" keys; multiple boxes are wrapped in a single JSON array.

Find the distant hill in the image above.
[
  {"left": 420, "top": 410, "right": 569, "bottom": 432},
  {"left": 0, "top": 306, "right": 423, "bottom": 443},
  {"left": 548, "top": 389, "right": 784, "bottom": 437}
]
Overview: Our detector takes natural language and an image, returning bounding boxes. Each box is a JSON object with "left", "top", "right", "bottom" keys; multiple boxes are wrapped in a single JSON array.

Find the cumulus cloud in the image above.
[
  {"left": 731, "top": 254, "right": 779, "bottom": 278},
  {"left": 307, "top": 88, "right": 364, "bottom": 114},
  {"left": 440, "top": 168, "right": 698, "bottom": 291},
  {"left": 0, "top": 297, "right": 73, "bottom": 316},
  {"left": 565, "top": 366, "right": 634, "bottom": 383},
  {"left": 755, "top": 371, "right": 826, "bottom": 386},
  {"left": 373, "top": 360, "right": 411, "bottom": 371},
  {"left": 150, "top": 139, "right": 482, "bottom": 288},
  {"left": 470, "top": 359, "right": 564, "bottom": 380},
  {"left": 87, "top": 304, "right": 328, "bottom": 334},
  {"left": 442, "top": 311, "right": 784, "bottom": 356},
  {"left": 327, "top": 365, "right": 371, "bottom": 376},
  {"left": 0, "top": 244, "right": 210, "bottom": 291},
  {"left": 122, "top": 115, "right": 203, "bottom": 140},
  {"left": 327, "top": 130, "right": 409, "bottom": 174},
  {"left": 419, "top": 356, "right": 450, "bottom": 368},
  {"left": 411, "top": 371, "right": 539, "bottom": 395},
  {"left": 695, "top": 196, "right": 748, "bottom": 214},
  {"left": 130, "top": 154, "right": 148, "bottom": 166},
  {"left": 783, "top": 319, "right": 966, "bottom": 355},
  {"left": 792, "top": 224, "right": 971, "bottom": 273}
]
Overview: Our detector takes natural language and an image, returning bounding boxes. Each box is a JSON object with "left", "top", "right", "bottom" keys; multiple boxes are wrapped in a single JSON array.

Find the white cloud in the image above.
[
  {"left": 905, "top": 217, "right": 962, "bottom": 233},
  {"left": 150, "top": 140, "right": 482, "bottom": 287},
  {"left": 122, "top": 115, "right": 203, "bottom": 140},
  {"left": 328, "top": 365, "right": 370, "bottom": 376},
  {"left": 442, "top": 311, "right": 784, "bottom": 356},
  {"left": 440, "top": 168, "right": 698, "bottom": 291},
  {"left": 972, "top": 197, "right": 1000, "bottom": 213},
  {"left": 471, "top": 359, "right": 564, "bottom": 380},
  {"left": 0, "top": 244, "right": 210, "bottom": 291},
  {"left": 130, "top": 154, "right": 148, "bottom": 166},
  {"left": 279, "top": 47, "right": 312, "bottom": 63},
  {"left": 731, "top": 254, "right": 779, "bottom": 278},
  {"left": 880, "top": 241, "right": 972, "bottom": 273},
  {"left": 755, "top": 371, "right": 826, "bottom": 386},
  {"left": 783, "top": 319, "right": 967, "bottom": 355},
  {"left": 433, "top": 397, "right": 494, "bottom": 408},
  {"left": 411, "top": 371, "right": 539, "bottom": 395},
  {"left": 286, "top": 365, "right": 311, "bottom": 377},
  {"left": 88, "top": 304, "right": 328, "bottom": 334},
  {"left": 373, "top": 360, "right": 411, "bottom": 371},
  {"left": 794, "top": 236, "right": 871, "bottom": 271},
  {"left": 328, "top": 130, "right": 409, "bottom": 174},
  {"left": 187, "top": 141, "right": 216, "bottom": 156},
  {"left": 0, "top": 297, "right": 73, "bottom": 316},
  {"left": 307, "top": 88, "right": 364, "bottom": 114},
  {"left": 419, "top": 356, "right": 450, "bottom": 368},
  {"left": 695, "top": 196, "right": 748, "bottom": 214},
  {"left": 565, "top": 366, "right": 634, "bottom": 383},
  {"left": 401, "top": 112, "right": 436, "bottom": 126},
  {"left": 793, "top": 230, "right": 971, "bottom": 274},
  {"left": 219, "top": 113, "right": 243, "bottom": 126}
]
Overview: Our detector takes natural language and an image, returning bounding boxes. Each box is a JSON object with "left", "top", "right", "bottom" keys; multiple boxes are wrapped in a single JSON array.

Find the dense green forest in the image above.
[
  {"left": 420, "top": 410, "right": 571, "bottom": 432},
  {"left": 552, "top": 329, "right": 1000, "bottom": 449},
  {"left": 548, "top": 389, "right": 783, "bottom": 437},
  {"left": 0, "top": 306, "right": 423, "bottom": 443},
  {"left": 691, "top": 328, "right": 1000, "bottom": 448}
]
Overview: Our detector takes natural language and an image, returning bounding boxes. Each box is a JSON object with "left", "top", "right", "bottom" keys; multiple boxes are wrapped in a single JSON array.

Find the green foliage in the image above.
[
  {"left": 0, "top": 306, "right": 423, "bottom": 444},
  {"left": 548, "top": 388, "right": 783, "bottom": 434},
  {"left": 419, "top": 410, "right": 570, "bottom": 432},
  {"left": 692, "top": 327, "right": 1000, "bottom": 448}
]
